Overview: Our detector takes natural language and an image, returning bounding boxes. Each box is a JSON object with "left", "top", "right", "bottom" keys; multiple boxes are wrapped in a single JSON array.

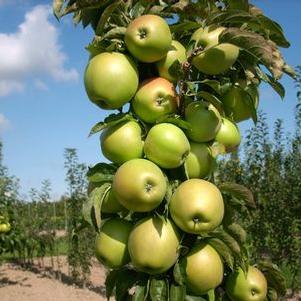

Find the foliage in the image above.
[
  {"left": 64, "top": 148, "right": 94, "bottom": 285},
  {"left": 217, "top": 68, "right": 301, "bottom": 292}
]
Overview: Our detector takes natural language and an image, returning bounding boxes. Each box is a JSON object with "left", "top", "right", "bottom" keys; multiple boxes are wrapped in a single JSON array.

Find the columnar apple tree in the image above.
[{"left": 53, "top": 1, "right": 295, "bottom": 300}]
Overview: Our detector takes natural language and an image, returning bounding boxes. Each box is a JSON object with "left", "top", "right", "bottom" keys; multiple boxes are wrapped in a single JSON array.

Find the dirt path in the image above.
[{"left": 0, "top": 257, "right": 108, "bottom": 301}]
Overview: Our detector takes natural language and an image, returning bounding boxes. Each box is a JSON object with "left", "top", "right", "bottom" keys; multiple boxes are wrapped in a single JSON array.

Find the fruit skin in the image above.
[
  {"left": 215, "top": 118, "right": 241, "bottom": 152},
  {"left": 169, "top": 179, "right": 224, "bottom": 234},
  {"left": 191, "top": 26, "right": 239, "bottom": 75},
  {"left": 112, "top": 159, "right": 167, "bottom": 212},
  {"left": 100, "top": 120, "right": 144, "bottom": 164},
  {"left": 192, "top": 44, "right": 239, "bottom": 75},
  {"left": 185, "top": 143, "right": 214, "bottom": 179},
  {"left": 95, "top": 218, "right": 133, "bottom": 268},
  {"left": 185, "top": 102, "right": 222, "bottom": 142},
  {"left": 156, "top": 40, "right": 186, "bottom": 82},
  {"left": 144, "top": 123, "right": 190, "bottom": 169},
  {"left": 84, "top": 52, "right": 139, "bottom": 109},
  {"left": 0, "top": 223, "right": 11, "bottom": 233},
  {"left": 128, "top": 217, "right": 180, "bottom": 275},
  {"left": 226, "top": 266, "right": 268, "bottom": 301},
  {"left": 222, "top": 85, "right": 259, "bottom": 122},
  {"left": 182, "top": 242, "right": 224, "bottom": 295},
  {"left": 132, "top": 77, "right": 179, "bottom": 124},
  {"left": 125, "top": 14, "right": 172, "bottom": 63}
]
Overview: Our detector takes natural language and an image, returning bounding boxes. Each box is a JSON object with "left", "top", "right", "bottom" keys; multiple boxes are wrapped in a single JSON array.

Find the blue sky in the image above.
[{"left": 0, "top": 1, "right": 300, "bottom": 199}]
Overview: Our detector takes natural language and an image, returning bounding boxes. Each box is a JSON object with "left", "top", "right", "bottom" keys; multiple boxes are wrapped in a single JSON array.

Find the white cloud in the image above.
[
  {"left": 0, "top": 113, "right": 10, "bottom": 132},
  {"left": 0, "top": 80, "right": 24, "bottom": 97},
  {"left": 34, "top": 79, "right": 48, "bottom": 91},
  {"left": 0, "top": 5, "right": 78, "bottom": 97}
]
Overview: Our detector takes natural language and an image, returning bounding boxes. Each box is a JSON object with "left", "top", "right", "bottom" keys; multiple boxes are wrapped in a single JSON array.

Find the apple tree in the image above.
[{"left": 53, "top": 1, "right": 295, "bottom": 300}]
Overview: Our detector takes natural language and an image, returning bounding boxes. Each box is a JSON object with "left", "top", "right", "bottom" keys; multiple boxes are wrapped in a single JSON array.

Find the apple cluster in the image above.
[{"left": 85, "top": 15, "right": 267, "bottom": 301}]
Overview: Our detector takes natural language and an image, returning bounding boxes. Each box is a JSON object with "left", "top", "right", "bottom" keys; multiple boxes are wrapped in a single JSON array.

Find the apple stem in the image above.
[{"left": 178, "top": 45, "right": 204, "bottom": 116}]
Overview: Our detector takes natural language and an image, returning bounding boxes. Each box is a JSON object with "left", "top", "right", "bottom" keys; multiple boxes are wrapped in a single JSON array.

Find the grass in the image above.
[{"left": 281, "top": 262, "right": 301, "bottom": 292}]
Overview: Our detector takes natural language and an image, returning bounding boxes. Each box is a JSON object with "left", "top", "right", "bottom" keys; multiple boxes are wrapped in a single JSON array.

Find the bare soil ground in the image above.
[
  {"left": 0, "top": 256, "right": 108, "bottom": 301},
  {"left": 0, "top": 256, "right": 300, "bottom": 301}
]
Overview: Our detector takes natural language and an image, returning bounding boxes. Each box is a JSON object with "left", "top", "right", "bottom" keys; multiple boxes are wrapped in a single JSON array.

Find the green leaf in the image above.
[
  {"left": 198, "top": 80, "right": 222, "bottom": 95},
  {"left": 103, "top": 26, "right": 126, "bottom": 39},
  {"left": 256, "top": 15, "right": 290, "bottom": 48},
  {"left": 72, "top": 10, "right": 82, "bottom": 25},
  {"left": 207, "top": 289, "right": 215, "bottom": 301},
  {"left": 82, "top": 183, "right": 111, "bottom": 229},
  {"left": 82, "top": 194, "right": 94, "bottom": 227},
  {"left": 225, "top": 223, "right": 247, "bottom": 244},
  {"left": 267, "top": 288, "right": 278, "bottom": 301},
  {"left": 283, "top": 64, "right": 296, "bottom": 78},
  {"left": 170, "top": 21, "right": 200, "bottom": 35},
  {"left": 52, "top": 0, "right": 64, "bottom": 20},
  {"left": 207, "top": 238, "right": 234, "bottom": 270},
  {"left": 196, "top": 91, "right": 223, "bottom": 115},
  {"left": 173, "top": 260, "right": 187, "bottom": 286},
  {"left": 105, "top": 269, "right": 120, "bottom": 299},
  {"left": 170, "top": 284, "right": 186, "bottom": 301},
  {"left": 95, "top": 1, "right": 121, "bottom": 36},
  {"left": 255, "top": 68, "right": 285, "bottom": 99},
  {"left": 89, "top": 113, "right": 134, "bottom": 136},
  {"left": 156, "top": 114, "right": 192, "bottom": 130},
  {"left": 257, "top": 261, "right": 286, "bottom": 296},
  {"left": 219, "top": 28, "right": 284, "bottom": 79},
  {"left": 115, "top": 269, "right": 139, "bottom": 301},
  {"left": 93, "top": 183, "right": 111, "bottom": 230},
  {"left": 165, "top": 179, "right": 181, "bottom": 205},
  {"left": 168, "top": 59, "right": 185, "bottom": 81},
  {"left": 148, "top": 5, "right": 165, "bottom": 14},
  {"left": 150, "top": 278, "right": 168, "bottom": 301},
  {"left": 185, "top": 295, "right": 207, "bottom": 301},
  {"left": 207, "top": 10, "right": 254, "bottom": 26},
  {"left": 241, "top": 87, "right": 258, "bottom": 123},
  {"left": 219, "top": 182, "right": 256, "bottom": 209},
  {"left": 132, "top": 283, "right": 147, "bottom": 301},
  {"left": 212, "top": 229, "right": 241, "bottom": 255},
  {"left": 130, "top": 2, "right": 146, "bottom": 18},
  {"left": 81, "top": 8, "right": 100, "bottom": 29},
  {"left": 226, "top": 0, "right": 249, "bottom": 11},
  {"left": 87, "top": 162, "right": 117, "bottom": 183}
]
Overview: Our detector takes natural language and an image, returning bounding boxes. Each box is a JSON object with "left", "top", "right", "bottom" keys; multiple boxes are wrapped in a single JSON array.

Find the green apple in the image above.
[
  {"left": 169, "top": 179, "right": 224, "bottom": 234},
  {"left": 191, "top": 26, "right": 239, "bottom": 75},
  {"left": 95, "top": 218, "right": 133, "bottom": 268},
  {"left": 128, "top": 216, "right": 180, "bottom": 274},
  {"left": 185, "top": 101, "right": 222, "bottom": 142},
  {"left": 144, "top": 123, "right": 190, "bottom": 169},
  {"left": 156, "top": 40, "right": 186, "bottom": 82},
  {"left": 0, "top": 222, "right": 11, "bottom": 233},
  {"left": 100, "top": 120, "right": 144, "bottom": 164},
  {"left": 222, "top": 84, "right": 259, "bottom": 122},
  {"left": 112, "top": 158, "right": 167, "bottom": 212},
  {"left": 125, "top": 14, "right": 172, "bottom": 63},
  {"left": 84, "top": 52, "right": 139, "bottom": 109},
  {"left": 226, "top": 266, "right": 268, "bottom": 301},
  {"left": 185, "top": 142, "right": 214, "bottom": 179},
  {"left": 215, "top": 118, "right": 241, "bottom": 152},
  {"left": 132, "top": 77, "right": 179, "bottom": 123},
  {"left": 182, "top": 242, "right": 224, "bottom": 295}
]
